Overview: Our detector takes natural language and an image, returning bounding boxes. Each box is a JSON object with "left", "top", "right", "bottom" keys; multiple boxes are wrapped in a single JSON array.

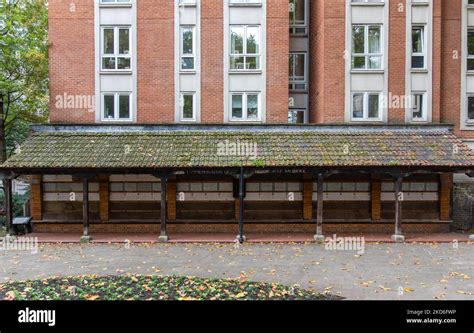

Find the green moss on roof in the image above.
[{"left": 2, "top": 129, "right": 474, "bottom": 170}]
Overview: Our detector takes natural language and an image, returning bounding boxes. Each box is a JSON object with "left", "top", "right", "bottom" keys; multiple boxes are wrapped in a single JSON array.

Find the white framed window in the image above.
[
  {"left": 467, "top": 95, "right": 474, "bottom": 122},
  {"left": 230, "top": 25, "right": 261, "bottom": 71},
  {"left": 180, "top": 26, "right": 195, "bottom": 71},
  {"left": 289, "top": 52, "right": 307, "bottom": 91},
  {"left": 101, "top": 26, "right": 131, "bottom": 71},
  {"left": 180, "top": 93, "right": 196, "bottom": 121},
  {"left": 411, "top": 93, "right": 427, "bottom": 121},
  {"left": 351, "top": 92, "right": 382, "bottom": 121},
  {"left": 289, "top": 0, "right": 308, "bottom": 35},
  {"left": 412, "top": 26, "right": 426, "bottom": 69},
  {"left": 468, "top": 29, "right": 474, "bottom": 71},
  {"left": 352, "top": 25, "right": 383, "bottom": 70},
  {"left": 101, "top": 93, "right": 132, "bottom": 121},
  {"left": 288, "top": 109, "right": 307, "bottom": 124},
  {"left": 230, "top": 93, "right": 261, "bottom": 121}
]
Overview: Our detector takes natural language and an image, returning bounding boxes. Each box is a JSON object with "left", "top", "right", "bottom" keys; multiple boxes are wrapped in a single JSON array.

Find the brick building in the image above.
[{"left": 2, "top": 0, "right": 474, "bottom": 242}]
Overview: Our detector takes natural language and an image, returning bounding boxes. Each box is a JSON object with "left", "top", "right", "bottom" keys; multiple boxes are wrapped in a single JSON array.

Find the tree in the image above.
[
  {"left": 0, "top": 0, "right": 49, "bottom": 163},
  {"left": 0, "top": 0, "right": 48, "bottom": 223}
]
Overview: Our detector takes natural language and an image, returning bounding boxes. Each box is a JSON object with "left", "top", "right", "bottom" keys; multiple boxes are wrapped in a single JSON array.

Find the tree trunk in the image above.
[{"left": 0, "top": 95, "right": 6, "bottom": 164}]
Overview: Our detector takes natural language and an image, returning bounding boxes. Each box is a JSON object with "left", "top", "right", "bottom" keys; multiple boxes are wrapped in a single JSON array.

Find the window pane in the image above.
[
  {"left": 118, "top": 29, "right": 130, "bottom": 54},
  {"left": 230, "top": 56, "right": 245, "bottom": 70},
  {"left": 352, "top": 26, "right": 365, "bottom": 54},
  {"left": 468, "top": 59, "right": 474, "bottom": 71},
  {"left": 353, "top": 56, "right": 366, "bottom": 69},
  {"left": 468, "top": 31, "right": 474, "bottom": 56},
  {"left": 247, "top": 95, "right": 259, "bottom": 119},
  {"left": 103, "top": 29, "right": 114, "bottom": 54},
  {"left": 246, "top": 56, "right": 259, "bottom": 70},
  {"left": 182, "top": 95, "right": 194, "bottom": 119},
  {"left": 294, "top": 54, "right": 305, "bottom": 78},
  {"left": 412, "top": 56, "right": 424, "bottom": 69},
  {"left": 352, "top": 94, "right": 364, "bottom": 119},
  {"left": 181, "top": 57, "right": 194, "bottom": 70},
  {"left": 102, "top": 57, "right": 116, "bottom": 70},
  {"left": 412, "top": 94, "right": 424, "bottom": 119},
  {"left": 368, "top": 26, "right": 380, "bottom": 53},
  {"left": 412, "top": 28, "right": 423, "bottom": 53},
  {"left": 104, "top": 95, "right": 115, "bottom": 119},
  {"left": 230, "top": 27, "right": 244, "bottom": 54},
  {"left": 293, "top": 0, "right": 305, "bottom": 25},
  {"left": 232, "top": 95, "right": 243, "bottom": 119},
  {"left": 246, "top": 27, "right": 259, "bottom": 54},
  {"left": 117, "top": 57, "right": 131, "bottom": 70},
  {"left": 368, "top": 94, "right": 379, "bottom": 118},
  {"left": 288, "top": 110, "right": 305, "bottom": 124},
  {"left": 368, "top": 56, "right": 381, "bottom": 69},
  {"left": 182, "top": 28, "right": 193, "bottom": 55},
  {"left": 468, "top": 97, "right": 474, "bottom": 120},
  {"left": 119, "top": 95, "right": 130, "bottom": 119}
]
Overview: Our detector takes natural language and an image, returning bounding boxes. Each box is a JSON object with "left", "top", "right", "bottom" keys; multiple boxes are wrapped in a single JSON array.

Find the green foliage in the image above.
[{"left": 0, "top": 0, "right": 49, "bottom": 156}]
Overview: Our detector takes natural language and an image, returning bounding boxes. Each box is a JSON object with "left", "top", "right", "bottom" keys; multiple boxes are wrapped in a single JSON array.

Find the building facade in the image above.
[{"left": 2, "top": 0, "right": 474, "bottom": 241}]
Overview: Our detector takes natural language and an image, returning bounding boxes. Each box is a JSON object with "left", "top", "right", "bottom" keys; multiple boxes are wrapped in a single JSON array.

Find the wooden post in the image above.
[
  {"left": 314, "top": 173, "right": 324, "bottom": 243},
  {"left": 80, "top": 177, "right": 91, "bottom": 243},
  {"left": 391, "top": 175, "right": 405, "bottom": 243},
  {"left": 99, "top": 175, "right": 109, "bottom": 222},
  {"left": 237, "top": 167, "right": 245, "bottom": 243},
  {"left": 4, "top": 178, "right": 13, "bottom": 236},
  {"left": 371, "top": 175, "right": 381, "bottom": 221},
  {"left": 158, "top": 175, "right": 168, "bottom": 242},
  {"left": 30, "top": 175, "right": 42, "bottom": 221},
  {"left": 303, "top": 176, "right": 313, "bottom": 220},
  {"left": 439, "top": 173, "right": 453, "bottom": 221},
  {"left": 167, "top": 179, "right": 177, "bottom": 221}
]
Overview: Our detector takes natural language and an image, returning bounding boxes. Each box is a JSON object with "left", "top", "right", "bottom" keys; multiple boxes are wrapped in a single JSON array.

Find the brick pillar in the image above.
[
  {"left": 167, "top": 179, "right": 177, "bottom": 221},
  {"left": 30, "top": 175, "right": 42, "bottom": 221},
  {"left": 99, "top": 175, "right": 109, "bottom": 222},
  {"left": 371, "top": 175, "right": 382, "bottom": 221},
  {"left": 303, "top": 177, "right": 313, "bottom": 220},
  {"left": 439, "top": 173, "right": 453, "bottom": 221}
]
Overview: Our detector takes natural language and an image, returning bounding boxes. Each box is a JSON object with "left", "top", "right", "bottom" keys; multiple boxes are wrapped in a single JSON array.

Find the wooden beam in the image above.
[
  {"left": 80, "top": 177, "right": 91, "bottom": 243},
  {"left": 392, "top": 175, "right": 405, "bottom": 242},
  {"left": 4, "top": 178, "right": 13, "bottom": 236},
  {"left": 303, "top": 176, "right": 313, "bottom": 220},
  {"left": 30, "top": 175, "right": 42, "bottom": 221},
  {"left": 237, "top": 167, "right": 245, "bottom": 243},
  {"left": 158, "top": 175, "right": 168, "bottom": 242},
  {"left": 439, "top": 173, "right": 453, "bottom": 221},
  {"left": 314, "top": 173, "right": 324, "bottom": 243},
  {"left": 167, "top": 179, "right": 177, "bottom": 221},
  {"left": 99, "top": 174, "right": 109, "bottom": 222},
  {"left": 371, "top": 174, "right": 381, "bottom": 221}
]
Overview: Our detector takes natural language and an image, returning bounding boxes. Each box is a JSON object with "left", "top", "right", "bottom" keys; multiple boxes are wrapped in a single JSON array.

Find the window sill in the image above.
[
  {"left": 228, "top": 120, "right": 262, "bottom": 123},
  {"left": 178, "top": 3, "right": 197, "bottom": 8},
  {"left": 180, "top": 70, "right": 197, "bottom": 75},
  {"left": 349, "top": 119, "right": 384, "bottom": 123},
  {"left": 350, "top": 2, "right": 385, "bottom": 7},
  {"left": 100, "top": 71, "right": 133, "bottom": 75},
  {"left": 412, "top": 2, "right": 430, "bottom": 7},
  {"left": 99, "top": 3, "right": 133, "bottom": 8},
  {"left": 229, "top": 3, "right": 262, "bottom": 8},
  {"left": 466, "top": 71, "right": 474, "bottom": 76},
  {"left": 351, "top": 70, "right": 384, "bottom": 74},
  {"left": 100, "top": 120, "right": 135, "bottom": 123},
  {"left": 229, "top": 70, "right": 262, "bottom": 75},
  {"left": 411, "top": 68, "right": 429, "bottom": 74}
]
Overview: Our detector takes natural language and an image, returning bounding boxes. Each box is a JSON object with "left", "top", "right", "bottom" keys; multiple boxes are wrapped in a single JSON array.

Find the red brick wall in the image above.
[
  {"left": 49, "top": 0, "right": 95, "bottom": 123},
  {"left": 266, "top": 0, "right": 289, "bottom": 123},
  {"left": 200, "top": 0, "right": 224, "bottom": 123},
  {"left": 137, "top": 0, "right": 174, "bottom": 123},
  {"left": 388, "top": 0, "right": 406, "bottom": 123},
  {"left": 309, "top": 0, "right": 346, "bottom": 123}
]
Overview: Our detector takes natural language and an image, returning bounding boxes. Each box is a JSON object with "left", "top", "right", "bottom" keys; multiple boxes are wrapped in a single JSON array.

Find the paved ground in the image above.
[{"left": 0, "top": 242, "right": 473, "bottom": 300}]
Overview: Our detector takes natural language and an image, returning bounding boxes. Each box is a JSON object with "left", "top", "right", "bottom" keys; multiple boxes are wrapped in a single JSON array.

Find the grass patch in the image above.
[{"left": 0, "top": 275, "right": 329, "bottom": 301}]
